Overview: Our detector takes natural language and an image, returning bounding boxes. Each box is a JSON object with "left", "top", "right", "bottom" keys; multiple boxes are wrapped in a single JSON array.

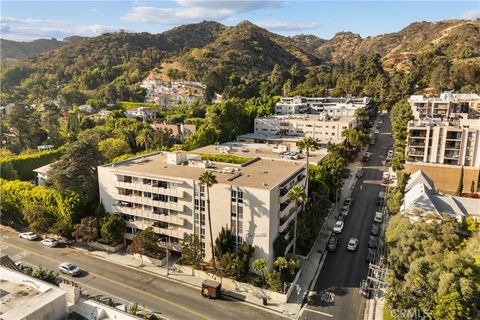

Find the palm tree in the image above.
[
  {"left": 135, "top": 128, "right": 153, "bottom": 150},
  {"left": 198, "top": 170, "right": 218, "bottom": 271},
  {"left": 288, "top": 185, "right": 307, "bottom": 255},
  {"left": 296, "top": 137, "right": 319, "bottom": 194}
]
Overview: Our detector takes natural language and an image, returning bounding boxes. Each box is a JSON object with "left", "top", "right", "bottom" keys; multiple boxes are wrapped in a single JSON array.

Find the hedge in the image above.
[
  {"left": 0, "top": 179, "right": 80, "bottom": 224},
  {"left": 118, "top": 101, "right": 158, "bottom": 110},
  {"left": 0, "top": 149, "right": 64, "bottom": 181},
  {"left": 190, "top": 152, "right": 252, "bottom": 164}
]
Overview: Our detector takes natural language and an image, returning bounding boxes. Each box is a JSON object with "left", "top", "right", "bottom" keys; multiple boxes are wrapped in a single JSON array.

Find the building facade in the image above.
[
  {"left": 405, "top": 92, "right": 480, "bottom": 193},
  {"left": 98, "top": 151, "right": 307, "bottom": 269},
  {"left": 275, "top": 96, "right": 370, "bottom": 116},
  {"left": 254, "top": 114, "right": 358, "bottom": 141}
]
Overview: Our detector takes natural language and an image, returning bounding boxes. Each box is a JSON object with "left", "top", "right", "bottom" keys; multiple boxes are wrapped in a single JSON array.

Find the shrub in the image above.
[
  {"left": 0, "top": 149, "right": 63, "bottom": 181},
  {"left": 190, "top": 152, "right": 251, "bottom": 164},
  {"left": 265, "top": 270, "right": 282, "bottom": 292},
  {"left": 99, "top": 214, "right": 125, "bottom": 245}
]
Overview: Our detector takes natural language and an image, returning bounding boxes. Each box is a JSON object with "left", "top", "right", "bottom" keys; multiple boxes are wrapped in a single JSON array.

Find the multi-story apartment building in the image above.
[
  {"left": 275, "top": 96, "right": 370, "bottom": 116},
  {"left": 98, "top": 151, "right": 307, "bottom": 269},
  {"left": 406, "top": 118, "right": 480, "bottom": 167},
  {"left": 254, "top": 114, "right": 358, "bottom": 141},
  {"left": 405, "top": 92, "right": 480, "bottom": 193},
  {"left": 408, "top": 92, "right": 480, "bottom": 120}
]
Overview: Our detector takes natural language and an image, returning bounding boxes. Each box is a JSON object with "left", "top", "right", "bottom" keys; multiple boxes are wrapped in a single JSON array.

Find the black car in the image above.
[
  {"left": 327, "top": 237, "right": 338, "bottom": 252},
  {"left": 368, "top": 236, "right": 378, "bottom": 248},
  {"left": 362, "top": 155, "right": 370, "bottom": 162},
  {"left": 344, "top": 197, "right": 353, "bottom": 206},
  {"left": 356, "top": 170, "right": 364, "bottom": 178},
  {"left": 370, "top": 224, "right": 380, "bottom": 236},
  {"left": 366, "top": 249, "right": 376, "bottom": 263}
]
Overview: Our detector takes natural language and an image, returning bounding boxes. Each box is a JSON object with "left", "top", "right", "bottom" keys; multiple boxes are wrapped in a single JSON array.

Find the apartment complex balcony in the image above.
[
  {"left": 280, "top": 200, "right": 295, "bottom": 219},
  {"left": 445, "top": 142, "right": 461, "bottom": 150},
  {"left": 114, "top": 181, "right": 183, "bottom": 197},
  {"left": 407, "top": 149, "right": 425, "bottom": 157},
  {"left": 114, "top": 205, "right": 185, "bottom": 226},
  {"left": 116, "top": 194, "right": 183, "bottom": 211},
  {"left": 446, "top": 132, "right": 462, "bottom": 140},
  {"left": 444, "top": 152, "right": 460, "bottom": 159},
  {"left": 279, "top": 204, "right": 302, "bottom": 233},
  {"left": 279, "top": 172, "right": 307, "bottom": 202},
  {"left": 409, "top": 130, "right": 427, "bottom": 138},
  {"left": 127, "top": 221, "right": 184, "bottom": 239}
]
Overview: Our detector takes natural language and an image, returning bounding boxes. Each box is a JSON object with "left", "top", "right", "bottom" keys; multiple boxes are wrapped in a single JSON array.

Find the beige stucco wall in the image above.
[{"left": 405, "top": 163, "right": 480, "bottom": 194}]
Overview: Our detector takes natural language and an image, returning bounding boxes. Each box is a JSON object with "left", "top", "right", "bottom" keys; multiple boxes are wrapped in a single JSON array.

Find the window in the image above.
[
  {"left": 169, "top": 196, "right": 178, "bottom": 203},
  {"left": 143, "top": 178, "right": 152, "bottom": 185},
  {"left": 143, "top": 192, "right": 152, "bottom": 198}
]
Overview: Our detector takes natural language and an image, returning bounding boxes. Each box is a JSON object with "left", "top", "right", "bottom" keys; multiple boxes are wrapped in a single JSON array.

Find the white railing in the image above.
[{"left": 114, "top": 181, "right": 183, "bottom": 198}]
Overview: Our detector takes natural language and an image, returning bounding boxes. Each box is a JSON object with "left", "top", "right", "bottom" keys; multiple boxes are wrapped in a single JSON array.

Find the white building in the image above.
[
  {"left": 125, "top": 107, "right": 157, "bottom": 121},
  {"left": 406, "top": 118, "right": 480, "bottom": 168},
  {"left": 253, "top": 114, "right": 358, "bottom": 142},
  {"left": 408, "top": 92, "right": 480, "bottom": 120},
  {"left": 33, "top": 163, "right": 54, "bottom": 186},
  {"left": 98, "top": 151, "right": 307, "bottom": 269},
  {"left": 141, "top": 78, "right": 205, "bottom": 107},
  {"left": 401, "top": 170, "right": 480, "bottom": 223},
  {"left": 0, "top": 265, "right": 68, "bottom": 320},
  {"left": 275, "top": 96, "right": 370, "bottom": 116}
]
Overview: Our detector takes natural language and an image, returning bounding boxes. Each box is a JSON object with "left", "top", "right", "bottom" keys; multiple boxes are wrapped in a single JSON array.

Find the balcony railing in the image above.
[
  {"left": 116, "top": 194, "right": 183, "bottom": 211},
  {"left": 114, "top": 181, "right": 183, "bottom": 198},
  {"left": 408, "top": 151, "right": 425, "bottom": 156},
  {"left": 127, "top": 221, "right": 184, "bottom": 239},
  {"left": 279, "top": 205, "right": 302, "bottom": 233},
  {"left": 115, "top": 205, "right": 185, "bottom": 226}
]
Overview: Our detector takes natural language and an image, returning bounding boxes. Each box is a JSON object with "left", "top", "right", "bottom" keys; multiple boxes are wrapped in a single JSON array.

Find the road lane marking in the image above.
[
  {"left": 304, "top": 308, "right": 334, "bottom": 318},
  {"left": 3, "top": 241, "right": 211, "bottom": 320}
]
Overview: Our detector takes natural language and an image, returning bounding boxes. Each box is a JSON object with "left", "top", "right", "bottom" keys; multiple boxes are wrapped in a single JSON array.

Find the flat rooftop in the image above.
[
  {"left": 258, "top": 114, "right": 356, "bottom": 122},
  {"left": 106, "top": 151, "right": 306, "bottom": 190},
  {"left": 194, "top": 142, "right": 328, "bottom": 165}
]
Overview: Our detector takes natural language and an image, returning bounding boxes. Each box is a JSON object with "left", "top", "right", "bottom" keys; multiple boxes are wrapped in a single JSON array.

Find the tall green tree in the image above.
[
  {"left": 198, "top": 170, "right": 218, "bottom": 270},
  {"left": 47, "top": 136, "right": 105, "bottom": 208},
  {"left": 100, "top": 214, "right": 126, "bottom": 245},
  {"left": 7, "top": 104, "right": 46, "bottom": 150},
  {"left": 135, "top": 128, "right": 153, "bottom": 151},
  {"left": 72, "top": 216, "right": 98, "bottom": 248}
]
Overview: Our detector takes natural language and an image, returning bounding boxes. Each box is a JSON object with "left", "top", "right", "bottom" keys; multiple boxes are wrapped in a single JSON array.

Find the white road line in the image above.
[{"left": 303, "top": 308, "right": 334, "bottom": 318}]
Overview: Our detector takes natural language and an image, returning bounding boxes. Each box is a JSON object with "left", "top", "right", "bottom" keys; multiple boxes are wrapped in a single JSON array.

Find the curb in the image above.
[{"left": 69, "top": 245, "right": 294, "bottom": 319}]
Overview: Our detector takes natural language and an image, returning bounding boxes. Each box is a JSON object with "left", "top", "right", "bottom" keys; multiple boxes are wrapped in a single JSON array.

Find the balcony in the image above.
[
  {"left": 116, "top": 194, "right": 183, "bottom": 211},
  {"left": 279, "top": 204, "right": 302, "bottom": 233},
  {"left": 446, "top": 132, "right": 462, "bottom": 141},
  {"left": 127, "top": 221, "right": 184, "bottom": 239},
  {"left": 407, "top": 149, "right": 425, "bottom": 157},
  {"left": 114, "top": 181, "right": 183, "bottom": 198},
  {"left": 115, "top": 205, "right": 185, "bottom": 226},
  {"left": 445, "top": 143, "right": 461, "bottom": 150},
  {"left": 280, "top": 201, "right": 295, "bottom": 218},
  {"left": 444, "top": 152, "right": 460, "bottom": 159}
]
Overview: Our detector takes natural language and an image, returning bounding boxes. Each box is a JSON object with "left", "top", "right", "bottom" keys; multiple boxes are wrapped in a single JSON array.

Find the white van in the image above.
[{"left": 374, "top": 211, "right": 383, "bottom": 223}]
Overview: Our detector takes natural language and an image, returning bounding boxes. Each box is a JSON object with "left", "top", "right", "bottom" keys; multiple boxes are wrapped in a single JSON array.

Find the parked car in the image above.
[
  {"left": 359, "top": 280, "right": 372, "bottom": 298},
  {"left": 374, "top": 211, "right": 383, "bottom": 223},
  {"left": 370, "top": 224, "right": 380, "bottom": 236},
  {"left": 59, "top": 262, "right": 81, "bottom": 276},
  {"left": 327, "top": 237, "right": 338, "bottom": 252},
  {"left": 41, "top": 239, "right": 59, "bottom": 247},
  {"left": 366, "top": 249, "right": 376, "bottom": 263},
  {"left": 333, "top": 221, "right": 344, "bottom": 233},
  {"left": 356, "top": 170, "right": 364, "bottom": 178},
  {"left": 370, "top": 138, "right": 375, "bottom": 146},
  {"left": 344, "top": 197, "right": 353, "bottom": 206},
  {"left": 368, "top": 236, "right": 378, "bottom": 249},
  {"left": 347, "top": 238, "right": 359, "bottom": 251},
  {"left": 340, "top": 205, "right": 350, "bottom": 217},
  {"left": 19, "top": 232, "right": 38, "bottom": 240}
]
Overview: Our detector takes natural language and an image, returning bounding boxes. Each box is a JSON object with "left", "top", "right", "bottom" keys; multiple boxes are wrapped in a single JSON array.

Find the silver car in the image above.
[
  {"left": 59, "top": 262, "right": 80, "bottom": 276},
  {"left": 41, "top": 239, "right": 59, "bottom": 247},
  {"left": 19, "top": 232, "right": 38, "bottom": 240}
]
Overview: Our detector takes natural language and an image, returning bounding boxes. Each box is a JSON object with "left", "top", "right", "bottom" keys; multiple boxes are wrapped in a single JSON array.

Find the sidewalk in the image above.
[
  {"left": 287, "top": 159, "right": 363, "bottom": 316},
  {"left": 69, "top": 160, "right": 362, "bottom": 319}
]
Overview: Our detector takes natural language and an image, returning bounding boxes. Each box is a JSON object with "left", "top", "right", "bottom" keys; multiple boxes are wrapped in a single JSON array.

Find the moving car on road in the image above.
[
  {"left": 347, "top": 238, "right": 359, "bottom": 251},
  {"left": 19, "top": 232, "right": 38, "bottom": 240},
  {"left": 59, "top": 262, "right": 81, "bottom": 276},
  {"left": 333, "top": 221, "right": 344, "bottom": 233},
  {"left": 41, "top": 239, "right": 59, "bottom": 247}
]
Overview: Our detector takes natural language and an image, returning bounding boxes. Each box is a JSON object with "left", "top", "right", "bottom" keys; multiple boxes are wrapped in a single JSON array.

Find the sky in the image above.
[{"left": 1, "top": 1, "right": 479, "bottom": 41}]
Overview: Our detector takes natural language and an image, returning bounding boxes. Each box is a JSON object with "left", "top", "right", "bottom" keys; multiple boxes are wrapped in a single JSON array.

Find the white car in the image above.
[
  {"left": 41, "top": 239, "right": 59, "bottom": 247},
  {"left": 59, "top": 262, "right": 81, "bottom": 276},
  {"left": 374, "top": 212, "right": 383, "bottom": 223},
  {"left": 333, "top": 221, "right": 344, "bottom": 233},
  {"left": 19, "top": 232, "right": 38, "bottom": 240},
  {"left": 347, "top": 238, "right": 359, "bottom": 251}
]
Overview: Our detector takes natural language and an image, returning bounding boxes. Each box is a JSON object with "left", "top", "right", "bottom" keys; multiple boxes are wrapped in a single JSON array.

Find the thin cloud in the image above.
[
  {"left": 123, "top": 0, "right": 283, "bottom": 24},
  {"left": 256, "top": 20, "right": 320, "bottom": 31},
  {"left": 462, "top": 8, "right": 480, "bottom": 20},
  {"left": 0, "top": 16, "right": 118, "bottom": 40}
]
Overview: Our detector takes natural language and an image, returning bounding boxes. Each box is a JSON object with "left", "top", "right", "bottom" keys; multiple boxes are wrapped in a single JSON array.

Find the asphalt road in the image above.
[
  {"left": 300, "top": 113, "right": 393, "bottom": 320},
  {"left": 0, "top": 228, "right": 286, "bottom": 320}
]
